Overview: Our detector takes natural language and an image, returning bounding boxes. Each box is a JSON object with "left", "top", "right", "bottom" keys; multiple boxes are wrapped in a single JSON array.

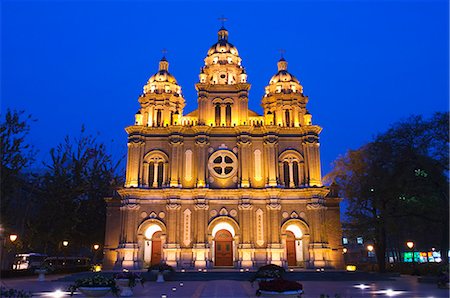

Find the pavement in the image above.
[{"left": 1, "top": 271, "right": 449, "bottom": 297}]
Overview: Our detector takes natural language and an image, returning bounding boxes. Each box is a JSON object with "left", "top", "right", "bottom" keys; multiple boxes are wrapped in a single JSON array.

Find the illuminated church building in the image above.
[{"left": 104, "top": 26, "right": 344, "bottom": 270}]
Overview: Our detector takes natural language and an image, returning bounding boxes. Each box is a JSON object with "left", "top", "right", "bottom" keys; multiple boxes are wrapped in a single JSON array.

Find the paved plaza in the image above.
[{"left": 1, "top": 271, "right": 449, "bottom": 297}]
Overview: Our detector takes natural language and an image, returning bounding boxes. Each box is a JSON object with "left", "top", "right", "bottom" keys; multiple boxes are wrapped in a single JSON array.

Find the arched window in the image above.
[
  {"left": 279, "top": 150, "right": 304, "bottom": 188},
  {"left": 144, "top": 150, "right": 169, "bottom": 188},
  {"left": 225, "top": 104, "right": 231, "bottom": 126},
  {"left": 285, "top": 110, "right": 290, "bottom": 127},
  {"left": 156, "top": 110, "right": 162, "bottom": 127},
  {"left": 215, "top": 104, "right": 221, "bottom": 126}
]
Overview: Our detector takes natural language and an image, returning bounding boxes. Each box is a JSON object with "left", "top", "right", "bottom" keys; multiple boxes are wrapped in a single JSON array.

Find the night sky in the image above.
[{"left": 2, "top": 0, "right": 448, "bottom": 177}]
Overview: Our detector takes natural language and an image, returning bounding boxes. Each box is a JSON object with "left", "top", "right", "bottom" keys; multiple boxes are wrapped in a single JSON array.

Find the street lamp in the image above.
[
  {"left": 9, "top": 234, "right": 18, "bottom": 243},
  {"left": 406, "top": 241, "right": 414, "bottom": 250},
  {"left": 93, "top": 244, "right": 100, "bottom": 250},
  {"left": 343, "top": 248, "right": 348, "bottom": 253},
  {"left": 62, "top": 241, "right": 69, "bottom": 247},
  {"left": 367, "top": 245, "right": 374, "bottom": 252}
]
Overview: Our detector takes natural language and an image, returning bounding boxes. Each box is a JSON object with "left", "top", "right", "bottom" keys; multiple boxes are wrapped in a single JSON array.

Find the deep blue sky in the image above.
[{"left": 2, "top": 0, "right": 449, "bottom": 177}]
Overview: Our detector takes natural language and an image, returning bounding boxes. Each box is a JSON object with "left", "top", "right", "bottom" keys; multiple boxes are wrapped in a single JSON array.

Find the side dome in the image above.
[
  {"left": 269, "top": 58, "right": 299, "bottom": 84},
  {"left": 206, "top": 27, "right": 239, "bottom": 57},
  {"left": 143, "top": 57, "right": 182, "bottom": 95},
  {"left": 264, "top": 58, "right": 303, "bottom": 96},
  {"left": 147, "top": 57, "right": 178, "bottom": 84}
]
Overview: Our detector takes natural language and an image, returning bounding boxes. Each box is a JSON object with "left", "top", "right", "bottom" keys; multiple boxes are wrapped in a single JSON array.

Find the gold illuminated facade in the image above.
[{"left": 103, "top": 26, "right": 344, "bottom": 270}]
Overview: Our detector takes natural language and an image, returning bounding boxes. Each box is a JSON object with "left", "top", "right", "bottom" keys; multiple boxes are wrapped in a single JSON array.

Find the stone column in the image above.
[
  {"left": 142, "top": 162, "right": 149, "bottom": 187},
  {"left": 115, "top": 202, "right": 141, "bottom": 270},
  {"left": 237, "top": 135, "right": 251, "bottom": 188},
  {"left": 193, "top": 198, "right": 209, "bottom": 268},
  {"left": 263, "top": 135, "right": 278, "bottom": 187},
  {"left": 165, "top": 198, "right": 181, "bottom": 267},
  {"left": 288, "top": 160, "right": 295, "bottom": 188},
  {"left": 125, "top": 139, "right": 142, "bottom": 187},
  {"left": 238, "top": 198, "right": 254, "bottom": 268},
  {"left": 266, "top": 199, "right": 282, "bottom": 266},
  {"left": 169, "top": 135, "right": 183, "bottom": 187},
  {"left": 152, "top": 161, "right": 159, "bottom": 187},
  {"left": 195, "top": 135, "right": 209, "bottom": 188},
  {"left": 304, "top": 135, "right": 322, "bottom": 187},
  {"left": 307, "top": 199, "right": 330, "bottom": 268}
]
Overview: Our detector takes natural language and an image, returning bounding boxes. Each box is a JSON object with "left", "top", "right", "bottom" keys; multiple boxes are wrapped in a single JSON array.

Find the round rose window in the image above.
[{"left": 208, "top": 150, "right": 238, "bottom": 178}]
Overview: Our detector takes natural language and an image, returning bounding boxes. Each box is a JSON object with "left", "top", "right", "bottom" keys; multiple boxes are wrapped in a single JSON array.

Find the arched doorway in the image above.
[
  {"left": 143, "top": 225, "right": 163, "bottom": 266},
  {"left": 286, "top": 231, "right": 297, "bottom": 266},
  {"left": 214, "top": 229, "right": 233, "bottom": 266},
  {"left": 150, "top": 231, "right": 162, "bottom": 265}
]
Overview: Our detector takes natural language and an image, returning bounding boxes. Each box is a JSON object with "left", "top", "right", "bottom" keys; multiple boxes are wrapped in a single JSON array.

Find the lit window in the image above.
[
  {"left": 357, "top": 237, "right": 363, "bottom": 244},
  {"left": 342, "top": 237, "right": 348, "bottom": 245}
]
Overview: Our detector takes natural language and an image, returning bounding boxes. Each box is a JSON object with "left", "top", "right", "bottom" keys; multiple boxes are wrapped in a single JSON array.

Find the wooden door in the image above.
[
  {"left": 215, "top": 229, "right": 233, "bottom": 266},
  {"left": 286, "top": 231, "right": 297, "bottom": 266},
  {"left": 151, "top": 231, "right": 162, "bottom": 265}
]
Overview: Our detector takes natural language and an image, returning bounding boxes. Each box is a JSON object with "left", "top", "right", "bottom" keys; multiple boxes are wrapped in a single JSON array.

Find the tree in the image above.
[
  {"left": 0, "top": 109, "right": 36, "bottom": 232},
  {"left": 29, "top": 127, "right": 124, "bottom": 254},
  {"left": 326, "top": 112, "right": 449, "bottom": 271}
]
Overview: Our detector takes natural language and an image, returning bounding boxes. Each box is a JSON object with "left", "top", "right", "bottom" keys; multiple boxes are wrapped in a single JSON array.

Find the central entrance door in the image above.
[
  {"left": 214, "top": 229, "right": 233, "bottom": 266},
  {"left": 286, "top": 231, "right": 297, "bottom": 266},
  {"left": 151, "top": 231, "right": 162, "bottom": 265}
]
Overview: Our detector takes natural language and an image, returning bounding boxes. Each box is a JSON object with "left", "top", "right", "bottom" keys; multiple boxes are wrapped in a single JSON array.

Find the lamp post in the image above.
[
  {"left": 9, "top": 234, "right": 19, "bottom": 270},
  {"left": 62, "top": 241, "right": 69, "bottom": 269},
  {"left": 406, "top": 241, "right": 415, "bottom": 273},
  {"left": 93, "top": 244, "right": 100, "bottom": 265},
  {"left": 367, "top": 245, "right": 374, "bottom": 271}
]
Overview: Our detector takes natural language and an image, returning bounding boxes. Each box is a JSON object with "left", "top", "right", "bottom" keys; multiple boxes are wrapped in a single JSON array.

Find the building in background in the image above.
[{"left": 103, "top": 26, "right": 344, "bottom": 270}]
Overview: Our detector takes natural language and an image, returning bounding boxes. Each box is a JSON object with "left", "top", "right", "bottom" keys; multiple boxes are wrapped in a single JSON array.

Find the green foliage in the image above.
[
  {"left": 0, "top": 109, "right": 36, "bottom": 231},
  {"left": 0, "top": 287, "right": 32, "bottom": 298},
  {"left": 29, "top": 126, "right": 124, "bottom": 253},
  {"left": 147, "top": 262, "right": 174, "bottom": 272},
  {"left": 251, "top": 264, "right": 286, "bottom": 282},
  {"left": 326, "top": 112, "right": 449, "bottom": 270},
  {"left": 68, "top": 274, "right": 119, "bottom": 296}
]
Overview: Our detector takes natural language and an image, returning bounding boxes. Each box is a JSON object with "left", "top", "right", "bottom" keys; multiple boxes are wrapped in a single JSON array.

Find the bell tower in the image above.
[
  {"left": 262, "top": 57, "right": 310, "bottom": 127},
  {"left": 135, "top": 56, "right": 185, "bottom": 127},
  {"left": 196, "top": 26, "right": 251, "bottom": 126}
]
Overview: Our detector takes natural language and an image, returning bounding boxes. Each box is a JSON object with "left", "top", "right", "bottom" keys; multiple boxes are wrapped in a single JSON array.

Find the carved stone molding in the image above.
[
  {"left": 306, "top": 203, "right": 326, "bottom": 210},
  {"left": 237, "top": 135, "right": 252, "bottom": 146},
  {"left": 169, "top": 135, "right": 184, "bottom": 146},
  {"left": 238, "top": 203, "right": 253, "bottom": 210},
  {"left": 263, "top": 135, "right": 278, "bottom": 145},
  {"left": 194, "top": 203, "right": 209, "bottom": 210},
  {"left": 120, "top": 203, "right": 140, "bottom": 211},
  {"left": 195, "top": 135, "right": 210, "bottom": 147},
  {"left": 166, "top": 203, "right": 181, "bottom": 210},
  {"left": 266, "top": 203, "right": 281, "bottom": 210}
]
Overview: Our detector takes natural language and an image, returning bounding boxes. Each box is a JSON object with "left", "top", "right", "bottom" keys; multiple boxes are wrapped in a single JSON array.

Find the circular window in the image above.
[{"left": 208, "top": 150, "right": 238, "bottom": 178}]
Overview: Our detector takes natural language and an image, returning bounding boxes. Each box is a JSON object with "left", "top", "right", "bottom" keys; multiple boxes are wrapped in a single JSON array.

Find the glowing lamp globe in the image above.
[
  {"left": 62, "top": 241, "right": 69, "bottom": 247},
  {"left": 9, "top": 234, "right": 18, "bottom": 242},
  {"left": 406, "top": 241, "right": 414, "bottom": 249}
]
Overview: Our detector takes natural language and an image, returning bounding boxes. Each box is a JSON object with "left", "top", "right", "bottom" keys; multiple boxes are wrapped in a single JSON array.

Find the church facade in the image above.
[{"left": 103, "top": 26, "right": 344, "bottom": 270}]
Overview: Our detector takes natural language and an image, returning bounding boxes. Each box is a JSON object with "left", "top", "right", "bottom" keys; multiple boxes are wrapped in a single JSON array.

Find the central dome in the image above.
[{"left": 207, "top": 27, "right": 239, "bottom": 57}]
